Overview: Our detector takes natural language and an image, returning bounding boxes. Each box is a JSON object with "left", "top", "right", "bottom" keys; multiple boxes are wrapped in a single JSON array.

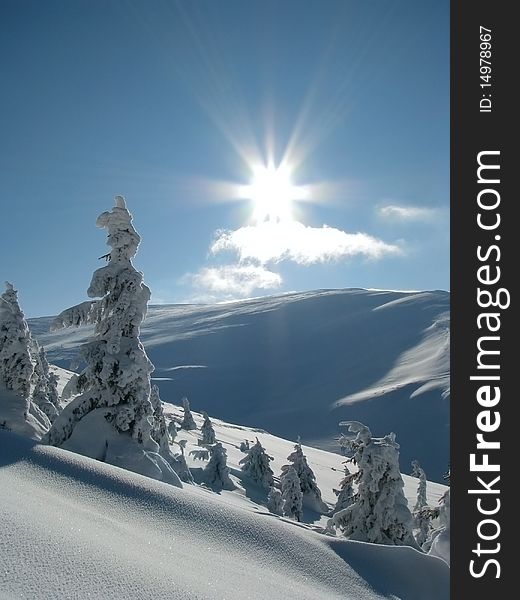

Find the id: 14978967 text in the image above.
[{"left": 480, "top": 26, "right": 492, "bottom": 113}]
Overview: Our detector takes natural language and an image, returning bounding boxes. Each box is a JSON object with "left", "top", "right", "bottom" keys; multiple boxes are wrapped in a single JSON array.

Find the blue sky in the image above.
[{"left": 0, "top": 0, "right": 449, "bottom": 317}]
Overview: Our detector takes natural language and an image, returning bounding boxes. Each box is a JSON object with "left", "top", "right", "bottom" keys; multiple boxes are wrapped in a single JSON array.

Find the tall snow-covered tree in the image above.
[
  {"left": 32, "top": 343, "right": 61, "bottom": 423},
  {"left": 204, "top": 442, "right": 234, "bottom": 490},
  {"left": 267, "top": 486, "right": 283, "bottom": 515},
  {"left": 411, "top": 459, "right": 428, "bottom": 511},
  {"left": 0, "top": 282, "right": 50, "bottom": 438},
  {"left": 180, "top": 396, "right": 197, "bottom": 431},
  {"left": 280, "top": 466, "right": 303, "bottom": 521},
  {"left": 0, "top": 282, "right": 35, "bottom": 405},
  {"left": 43, "top": 197, "right": 181, "bottom": 487},
  {"left": 239, "top": 438, "right": 274, "bottom": 488},
  {"left": 281, "top": 439, "right": 327, "bottom": 513},
  {"left": 330, "top": 421, "right": 418, "bottom": 548},
  {"left": 200, "top": 411, "right": 216, "bottom": 445}
]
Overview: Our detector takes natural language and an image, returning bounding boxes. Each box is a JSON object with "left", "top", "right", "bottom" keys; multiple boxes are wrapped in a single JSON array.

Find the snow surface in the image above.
[
  {"left": 31, "top": 288, "right": 450, "bottom": 480},
  {"left": 0, "top": 429, "right": 449, "bottom": 599},
  {"left": 0, "top": 387, "right": 48, "bottom": 439}
]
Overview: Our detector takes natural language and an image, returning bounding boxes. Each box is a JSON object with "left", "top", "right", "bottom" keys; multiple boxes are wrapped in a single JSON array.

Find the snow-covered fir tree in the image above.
[
  {"left": 204, "top": 442, "right": 234, "bottom": 490},
  {"left": 0, "top": 282, "right": 50, "bottom": 437},
  {"left": 425, "top": 489, "right": 450, "bottom": 564},
  {"left": 239, "top": 437, "right": 274, "bottom": 488},
  {"left": 149, "top": 384, "right": 171, "bottom": 454},
  {"left": 200, "top": 411, "right": 216, "bottom": 445},
  {"left": 281, "top": 439, "right": 327, "bottom": 513},
  {"left": 329, "top": 421, "right": 418, "bottom": 548},
  {"left": 332, "top": 462, "right": 356, "bottom": 515},
  {"left": 414, "top": 505, "right": 436, "bottom": 548},
  {"left": 411, "top": 459, "right": 428, "bottom": 511},
  {"left": 180, "top": 396, "right": 197, "bottom": 431},
  {"left": 0, "top": 282, "right": 35, "bottom": 406},
  {"left": 173, "top": 439, "right": 194, "bottom": 484},
  {"left": 409, "top": 458, "right": 432, "bottom": 546},
  {"left": 32, "top": 343, "right": 60, "bottom": 423},
  {"left": 43, "top": 197, "right": 181, "bottom": 487},
  {"left": 168, "top": 419, "right": 177, "bottom": 442},
  {"left": 280, "top": 465, "right": 303, "bottom": 521},
  {"left": 267, "top": 486, "right": 283, "bottom": 515}
]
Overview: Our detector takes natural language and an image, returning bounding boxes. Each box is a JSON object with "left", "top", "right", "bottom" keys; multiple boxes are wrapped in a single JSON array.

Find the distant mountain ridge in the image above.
[{"left": 30, "top": 288, "right": 450, "bottom": 481}]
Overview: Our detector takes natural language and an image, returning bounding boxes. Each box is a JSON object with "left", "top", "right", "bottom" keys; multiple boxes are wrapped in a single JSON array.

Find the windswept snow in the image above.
[
  {"left": 0, "top": 430, "right": 449, "bottom": 599},
  {"left": 31, "top": 288, "right": 450, "bottom": 480}
]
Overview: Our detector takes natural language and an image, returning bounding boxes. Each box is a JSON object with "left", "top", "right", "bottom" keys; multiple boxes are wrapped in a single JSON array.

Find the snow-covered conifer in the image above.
[
  {"left": 43, "top": 197, "right": 181, "bottom": 487},
  {"left": 329, "top": 421, "right": 417, "bottom": 548},
  {"left": 411, "top": 459, "right": 428, "bottom": 511},
  {"left": 280, "top": 466, "right": 303, "bottom": 521},
  {"left": 332, "top": 462, "right": 356, "bottom": 515},
  {"left": 409, "top": 459, "right": 431, "bottom": 546},
  {"left": 204, "top": 442, "right": 234, "bottom": 490},
  {"left": 0, "top": 282, "right": 35, "bottom": 405},
  {"left": 168, "top": 419, "right": 177, "bottom": 442},
  {"left": 32, "top": 344, "right": 61, "bottom": 423},
  {"left": 149, "top": 384, "right": 171, "bottom": 454},
  {"left": 425, "top": 489, "right": 450, "bottom": 564},
  {"left": 281, "top": 439, "right": 327, "bottom": 513},
  {"left": 200, "top": 411, "right": 216, "bottom": 445},
  {"left": 239, "top": 438, "right": 274, "bottom": 488},
  {"left": 180, "top": 396, "right": 197, "bottom": 431},
  {"left": 414, "top": 505, "right": 435, "bottom": 547},
  {"left": 267, "top": 486, "right": 283, "bottom": 515},
  {"left": 0, "top": 282, "right": 50, "bottom": 437},
  {"left": 173, "top": 439, "right": 194, "bottom": 484}
]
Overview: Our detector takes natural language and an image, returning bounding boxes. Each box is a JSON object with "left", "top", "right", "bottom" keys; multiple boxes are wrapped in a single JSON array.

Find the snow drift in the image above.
[{"left": 0, "top": 429, "right": 449, "bottom": 599}]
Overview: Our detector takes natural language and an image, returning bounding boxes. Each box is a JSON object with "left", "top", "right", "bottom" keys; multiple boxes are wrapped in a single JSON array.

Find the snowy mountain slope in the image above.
[
  {"left": 163, "top": 404, "right": 448, "bottom": 528},
  {"left": 0, "top": 429, "right": 449, "bottom": 600},
  {"left": 30, "top": 288, "right": 450, "bottom": 480},
  {"left": 36, "top": 366, "right": 448, "bottom": 524}
]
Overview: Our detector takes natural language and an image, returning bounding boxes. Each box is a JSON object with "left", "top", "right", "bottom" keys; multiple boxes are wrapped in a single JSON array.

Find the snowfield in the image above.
[
  {"left": 31, "top": 287, "right": 450, "bottom": 481},
  {"left": 0, "top": 429, "right": 449, "bottom": 600},
  {"left": 2, "top": 284, "right": 450, "bottom": 599}
]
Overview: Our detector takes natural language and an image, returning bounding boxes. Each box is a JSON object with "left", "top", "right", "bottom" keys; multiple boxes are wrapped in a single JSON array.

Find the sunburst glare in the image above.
[{"left": 239, "top": 163, "right": 309, "bottom": 224}]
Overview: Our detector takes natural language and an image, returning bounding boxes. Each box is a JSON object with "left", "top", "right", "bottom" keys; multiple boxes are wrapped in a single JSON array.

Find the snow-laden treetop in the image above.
[{"left": 94, "top": 195, "right": 141, "bottom": 265}]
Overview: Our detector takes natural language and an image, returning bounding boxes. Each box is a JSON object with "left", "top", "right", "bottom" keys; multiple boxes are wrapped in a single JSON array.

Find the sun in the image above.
[{"left": 240, "top": 164, "right": 307, "bottom": 224}]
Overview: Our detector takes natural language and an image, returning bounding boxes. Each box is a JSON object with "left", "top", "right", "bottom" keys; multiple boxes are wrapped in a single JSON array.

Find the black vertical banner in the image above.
[{"left": 451, "top": 0, "right": 514, "bottom": 597}]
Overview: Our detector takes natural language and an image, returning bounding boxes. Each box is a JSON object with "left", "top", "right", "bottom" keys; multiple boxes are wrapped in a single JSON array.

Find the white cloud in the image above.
[
  {"left": 378, "top": 205, "right": 437, "bottom": 221},
  {"left": 210, "top": 221, "right": 401, "bottom": 265},
  {"left": 186, "top": 264, "right": 282, "bottom": 297}
]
